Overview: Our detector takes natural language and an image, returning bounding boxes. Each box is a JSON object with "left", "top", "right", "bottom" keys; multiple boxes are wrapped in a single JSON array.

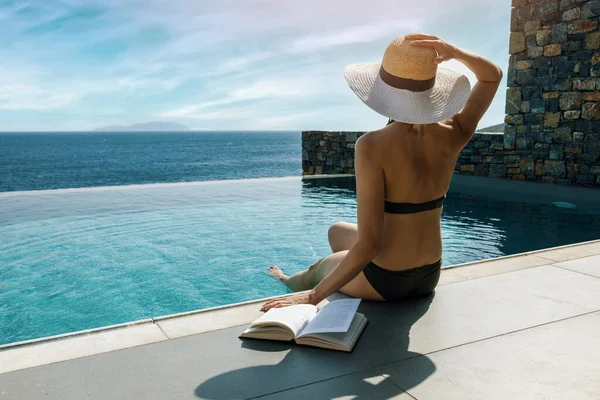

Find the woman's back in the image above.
[
  {"left": 261, "top": 33, "right": 503, "bottom": 310},
  {"left": 370, "top": 121, "right": 462, "bottom": 271}
]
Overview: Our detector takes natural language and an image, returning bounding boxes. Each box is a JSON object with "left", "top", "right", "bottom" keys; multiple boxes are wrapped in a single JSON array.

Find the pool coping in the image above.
[
  {"left": 1, "top": 238, "right": 599, "bottom": 375},
  {"left": 0, "top": 175, "right": 307, "bottom": 196},
  {"left": 6, "top": 173, "right": 600, "bottom": 214},
  {"left": 0, "top": 174, "right": 355, "bottom": 197}
]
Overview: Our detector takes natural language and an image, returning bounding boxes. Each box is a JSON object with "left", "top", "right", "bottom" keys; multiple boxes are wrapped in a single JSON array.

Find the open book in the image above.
[{"left": 239, "top": 299, "right": 367, "bottom": 352}]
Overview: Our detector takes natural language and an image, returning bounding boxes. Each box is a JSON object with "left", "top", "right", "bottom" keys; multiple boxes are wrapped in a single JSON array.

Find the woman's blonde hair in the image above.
[
  {"left": 413, "top": 124, "right": 425, "bottom": 139},
  {"left": 387, "top": 119, "right": 425, "bottom": 139}
]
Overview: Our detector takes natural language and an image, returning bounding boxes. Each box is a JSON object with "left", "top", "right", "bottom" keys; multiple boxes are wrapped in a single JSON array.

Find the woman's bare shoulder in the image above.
[
  {"left": 355, "top": 130, "right": 389, "bottom": 161},
  {"left": 356, "top": 130, "right": 378, "bottom": 151},
  {"left": 357, "top": 129, "right": 386, "bottom": 145}
]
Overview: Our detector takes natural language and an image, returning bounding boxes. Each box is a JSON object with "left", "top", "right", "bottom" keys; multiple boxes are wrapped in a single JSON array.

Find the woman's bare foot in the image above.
[{"left": 268, "top": 265, "right": 288, "bottom": 282}]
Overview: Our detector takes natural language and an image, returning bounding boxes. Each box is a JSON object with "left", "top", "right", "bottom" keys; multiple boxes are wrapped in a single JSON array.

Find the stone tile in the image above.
[
  {"left": 446, "top": 254, "right": 551, "bottom": 280},
  {"left": 155, "top": 293, "right": 346, "bottom": 339},
  {"left": 555, "top": 254, "right": 600, "bottom": 278},
  {"left": 0, "top": 322, "right": 168, "bottom": 374},
  {"left": 579, "top": 240, "right": 600, "bottom": 255},
  {"left": 156, "top": 300, "right": 266, "bottom": 339},
  {"left": 437, "top": 269, "right": 467, "bottom": 285},
  {"left": 379, "top": 312, "right": 600, "bottom": 400},
  {"left": 0, "top": 325, "right": 367, "bottom": 400},
  {"left": 352, "top": 266, "right": 600, "bottom": 367},
  {"left": 301, "top": 173, "right": 354, "bottom": 180},
  {"left": 535, "top": 244, "right": 598, "bottom": 262},
  {"left": 259, "top": 369, "right": 413, "bottom": 400}
]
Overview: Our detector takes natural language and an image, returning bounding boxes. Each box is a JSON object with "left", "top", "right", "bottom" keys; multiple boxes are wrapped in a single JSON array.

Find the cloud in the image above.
[
  {"left": 159, "top": 77, "right": 315, "bottom": 118},
  {"left": 159, "top": 100, "right": 238, "bottom": 118},
  {"left": 219, "top": 52, "right": 274, "bottom": 71},
  {"left": 0, "top": 60, "right": 189, "bottom": 112},
  {"left": 174, "top": 108, "right": 256, "bottom": 120},
  {"left": 258, "top": 111, "right": 320, "bottom": 127},
  {"left": 289, "top": 20, "right": 423, "bottom": 53},
  {"left": 0, "top": 64, "right": 80, "bottom": 111},
  {"left": 229, "top": 79, "right": 309, "bottom": 100},
  {"left": 0, "top": 84, "right": 78, "bottom": 110}
]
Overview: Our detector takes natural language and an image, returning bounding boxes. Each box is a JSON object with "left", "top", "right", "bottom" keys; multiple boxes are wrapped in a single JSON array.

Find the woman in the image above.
[{"left": 262, "top": 33, "right": 502, "bottom": 312}]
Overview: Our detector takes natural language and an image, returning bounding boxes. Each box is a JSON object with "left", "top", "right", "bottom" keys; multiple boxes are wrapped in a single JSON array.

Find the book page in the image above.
[
  {"left": 239, "top": 326, "right": 295, "bottom": 342},
  {"left": 296, "top": 314, "right": 367, "bottom": 351},
  {"left": 250, "top": 304, "right": 317, "bottom": 337},
  {"left": 298, "top": 299, "right": 360, "bottom": 336}
]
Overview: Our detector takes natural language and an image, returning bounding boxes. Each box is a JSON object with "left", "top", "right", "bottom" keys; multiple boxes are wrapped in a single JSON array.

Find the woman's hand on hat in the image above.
[{"left": 406, "top": 34, "right": 457, "bottom": 64}]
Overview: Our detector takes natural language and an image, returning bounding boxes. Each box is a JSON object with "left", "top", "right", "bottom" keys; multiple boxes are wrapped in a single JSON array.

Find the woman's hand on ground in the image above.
[
  {"left": 260, "top": 292, "right": 313, "bottom": 312},
  {"left": 406, "top": 33, "right": 458, "bottom": 64}
]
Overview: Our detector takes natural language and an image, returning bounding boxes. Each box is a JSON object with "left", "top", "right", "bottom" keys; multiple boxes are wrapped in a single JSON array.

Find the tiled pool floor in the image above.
[{"left": 1, "top": 239, "right": 599, "bottom": 399}]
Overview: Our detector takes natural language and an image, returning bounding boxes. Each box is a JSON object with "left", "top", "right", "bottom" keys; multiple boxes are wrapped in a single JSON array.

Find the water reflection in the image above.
[{"left": 301, "top": 176, "right": 600, "bottom": 265}]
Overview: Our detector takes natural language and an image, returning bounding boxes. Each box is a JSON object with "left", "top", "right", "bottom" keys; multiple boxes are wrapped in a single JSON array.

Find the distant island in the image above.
[
  {"left": 92, "top": 122, "right": 190, "bottom": 132},
  {"left": 478, "top": 123, "right": 504, "bottom": 133}
]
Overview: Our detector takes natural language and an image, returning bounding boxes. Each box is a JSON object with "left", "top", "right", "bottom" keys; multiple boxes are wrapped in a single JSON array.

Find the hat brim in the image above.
[{"left": 344, "top": 62, "right": 471, "bottom": 124}]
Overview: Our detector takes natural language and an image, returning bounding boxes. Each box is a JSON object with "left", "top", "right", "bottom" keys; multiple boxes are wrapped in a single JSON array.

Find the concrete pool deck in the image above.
[{"left": 1, "top": 239, "right": 600, "bottom": 399}]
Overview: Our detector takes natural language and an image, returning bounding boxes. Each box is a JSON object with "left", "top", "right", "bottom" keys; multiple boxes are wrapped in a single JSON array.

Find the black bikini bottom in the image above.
[{"left": 363, "top": 259, "right": 441, "bottom": 301}]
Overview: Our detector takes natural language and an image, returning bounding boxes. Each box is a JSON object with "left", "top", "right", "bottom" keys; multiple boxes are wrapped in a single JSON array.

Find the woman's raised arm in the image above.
[{"left": 409, "top": 34, "right": 503, "bottom": 147}]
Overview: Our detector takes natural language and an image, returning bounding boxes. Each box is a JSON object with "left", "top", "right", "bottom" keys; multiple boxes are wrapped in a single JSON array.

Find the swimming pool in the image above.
[{"left": 1, "top": 175, "right": 600, "bottom": 345}]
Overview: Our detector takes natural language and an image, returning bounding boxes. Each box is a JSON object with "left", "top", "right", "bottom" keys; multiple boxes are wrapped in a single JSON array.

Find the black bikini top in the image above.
[{"left": 384, "top": 195, "right": 446, "bottom": 214}]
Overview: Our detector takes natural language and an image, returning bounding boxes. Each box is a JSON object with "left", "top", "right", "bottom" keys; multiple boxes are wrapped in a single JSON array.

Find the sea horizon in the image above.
[
  {"left": 0, "top": 130, "right": 300, "bottom": 134},
  {"left": 0, "top": 131, "right": 303, "bottom": 192}
]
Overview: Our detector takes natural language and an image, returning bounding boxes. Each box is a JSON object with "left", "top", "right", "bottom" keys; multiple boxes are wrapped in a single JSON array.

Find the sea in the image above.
[{"left": 0, "top": 131, "right": 301, "bottom": 192}]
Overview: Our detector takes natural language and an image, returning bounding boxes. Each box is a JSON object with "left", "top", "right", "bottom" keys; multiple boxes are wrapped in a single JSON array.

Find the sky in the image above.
[{"left": 0, "top": 0, "right": 511, "bottom": 132}]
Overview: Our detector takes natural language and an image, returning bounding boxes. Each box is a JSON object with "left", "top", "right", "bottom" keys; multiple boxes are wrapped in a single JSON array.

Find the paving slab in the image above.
[
  {"left": 258, "top": 369, "right": 414, "bottom": 400},
  {"left": 0, "top": 321, "right": 167, "bottom": 374},
  {"left": 155, "top": 300, "right": 266, "bottom": 339},
  {"left": 0, "top": 324, "right": 367, "bottom": 400},
  {"left": 534, "top": 245, "right": 599, "bottom": 262},
  {"left": 378, "top": 312, "right": 600, "bottom": 400},
  {"left": 577, "top": 240, "right": 600, "bottom": 255},
  {"left": 446, "top": 254, "right": 550, "bottom": 280},
  {"left": 554, "top": 254, "right": 600, "bottom": 279},
  {"left": 436, "top": 268, "right": 466, "bottom": 285},
  {"left": 353, "top": 265, "right": 600, "bottom": 367}
]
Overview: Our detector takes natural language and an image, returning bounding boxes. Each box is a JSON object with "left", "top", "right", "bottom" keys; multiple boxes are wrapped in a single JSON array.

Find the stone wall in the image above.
[
  {"left": 302, "top": 131, "right": 521, "bottom": 178},
  {"left": 505, "top": 0, "right": 600, "bottom": 185},
  {"left": 302, "top": 131, "right": 364, "bottom": 175}
]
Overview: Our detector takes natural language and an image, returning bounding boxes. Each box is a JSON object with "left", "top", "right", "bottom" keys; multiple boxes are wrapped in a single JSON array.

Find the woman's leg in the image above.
[
  {"left": 268, "top": 220, "right": 357, "bottom": 291},
  {"left": 328, "top": 222, "right": 358, "bottom": 253},
  {"left": 268, "top": 258, "right": 325, "bottom": 292},
  {"left": 269, "top": 250, "right": 384, "bottom": 301}
]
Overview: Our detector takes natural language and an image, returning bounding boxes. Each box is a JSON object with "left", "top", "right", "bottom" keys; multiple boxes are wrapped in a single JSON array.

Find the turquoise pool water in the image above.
[{"left": 1, "top": 176, "right": 600, "bottom": 345}]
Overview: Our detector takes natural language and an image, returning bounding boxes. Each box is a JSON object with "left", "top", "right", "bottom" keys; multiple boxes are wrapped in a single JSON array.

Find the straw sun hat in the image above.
[{"left": 344, "top": 35, "right": 471, "bottom": 124}]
